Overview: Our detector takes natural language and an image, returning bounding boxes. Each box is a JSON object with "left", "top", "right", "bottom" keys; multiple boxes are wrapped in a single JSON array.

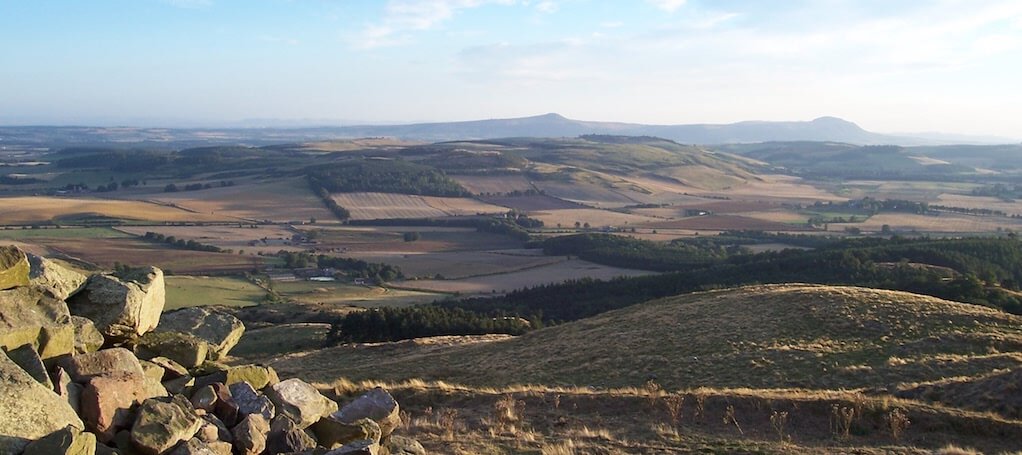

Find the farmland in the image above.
[
  {"left": 330, "top": 192, "right": 508, "bottom": 220},
  {"left": 271, "top": 280, "right": 441, "bottom": 307},
  {"left": 165, "top": 275, "right": 266, "bottom": 310},
  {"left": 450, "top": 174, "right": 535, "bottom": 195},
  {"left": 397, "top": 258, "right": 654, "bottom": 295},
  {"left": 17, "top": 237, "right": 263, "bottom": 274},
  {"left": 347, "top": 249, "right": 564, "bottom": 279},
  {"left": 145, "top": 177, "right": 335, "bottom": 223},
  {"left": 0, "top": 196, "right": 231, "bottom": 224}
]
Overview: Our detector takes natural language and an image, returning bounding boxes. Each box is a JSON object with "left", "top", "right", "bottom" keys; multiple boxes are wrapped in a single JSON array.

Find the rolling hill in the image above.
[{"left": 270, "top": 284, "right": 1022, "bottom": 394}]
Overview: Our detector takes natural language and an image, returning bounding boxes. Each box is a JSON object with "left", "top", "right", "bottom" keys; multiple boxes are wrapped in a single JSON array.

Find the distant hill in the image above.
[
  {"left": 270, "top": 284, "right": 1022, "bottom": 391},
  {"left": 0, "top": 114, "right": 937, "bottom": 147}
]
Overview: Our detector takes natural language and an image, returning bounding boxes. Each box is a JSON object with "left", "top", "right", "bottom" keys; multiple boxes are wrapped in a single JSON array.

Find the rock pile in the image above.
[{"left": 0, "top": 246, "right": 423, "bottom": 455}]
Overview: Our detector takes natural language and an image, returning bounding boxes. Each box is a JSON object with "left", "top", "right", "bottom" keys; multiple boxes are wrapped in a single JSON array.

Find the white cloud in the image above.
[
  {"left": 647, "top": 0, "right": 686, "bottom": 13},
  {"left": 354, "top": 0, "right": 515, "bottom": 49}
]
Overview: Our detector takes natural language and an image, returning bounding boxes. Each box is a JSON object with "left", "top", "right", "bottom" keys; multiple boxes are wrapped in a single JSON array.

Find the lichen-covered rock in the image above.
[
  {"left": 312, "top": 417, "right": 380, "bottom": 450},
  {"left": 229, "top": 381, "right": 275, "bottom": 421},
  {"left": 0, "top": 349, "right": 84, "bottom": 454},
  {"left": 136, "top": 331, "right": 209, "bottom": 369},
  {"left": 71, "top": 316, "right": 105, "bottom": 354},
  {"left": 168, "top": 437, "right": 221, "bottom": 455},
  {"left": 191, "top": 384, "right": 219, "bottom": 412},
  {"left": 266, "top": 414, "right": 318, "bottom": 454},
  {"left": 130, "top": 396, "right": 202, "bottom": 455},
  {"left": 5, "top": 343, "right": 53, "bottom": 389},
  {"left": 163, "top": 375, "right": 195, "bottom": 396},
  {"left": 326, "top": 439, "right": 380, "bottom": 455},
  {"left": 193, "top": 364, "right": 278, "bottom": 391},
  {"left": 67, "top": 267, "right": 165, "bottom": 344},
  {"left": 331, "top": 388, "right": 401, "bottom": 438},
  {"left": 22, "top": 425, "right": 97, "bottom": 455},
  {"left": 150, "top": 356, "right": 189, "bottom": 380},
  {"left": 58, "top": 347, "right": 145, "bottom": 383},
  {"left": 0, "top": 285, "right": 75, "bottom": 360},
  {"left": 266, "top": 378, "right": 338, "bottom": 429},
  {"left": 80, "top": 372, "right": 146, "bottom": 442},
  {"left": 0, "top": 245, "right": 30, "bottom": 290},
  {"left": 27, "top": 253, "right": 87, "bottom": 300},
  {"left": 386, "top": 435, "right": 427, "bottom": 455},
  {"left": 196, "top": 414, "right": 232, "bottom": 444},
  {"left": 210, "top": 383, "right": 240, "bottom": 427},
  {"left": 156, "top": 307, "right": 245, "bottom": 360},
  {"left": 231, "top": 414, "right": 269, "bottom": 455}
]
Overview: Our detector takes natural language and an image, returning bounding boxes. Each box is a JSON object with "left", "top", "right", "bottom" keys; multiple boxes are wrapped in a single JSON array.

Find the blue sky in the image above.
[{"left": 1, "top": 0, "right": 1021, "bottom": 137}]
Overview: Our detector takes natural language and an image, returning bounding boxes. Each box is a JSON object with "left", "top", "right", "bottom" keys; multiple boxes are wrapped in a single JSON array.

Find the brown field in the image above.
[
  {"left": 832, "top": 212, "right": 1022, "bottom": 234},
  {"left": 330, "top": 192, "right": 507, "bottom": 220},
  {"left": 936, "top": 193, "right": 1022, "bottom": 215},
  {"left": 716, "top": 175, "right": 844, "bottom": 202},
  {"left": 835, "top": 180, "right": 981, "bottom": 200},
  {"left": 532, "top": 181, "right": 641, "bottom": 207},
  {"left": 21, "top": 237, "right": 263, "bottom": 274},
  {"left": 147, "top": 178, "right": 335, "bottom": 223},
  {"left": 645, "top": 214, "right": 813, "bottom": 231},
  {"left": 479, "top": 194, "right": 583, "bottom": 211},
  {"left": 531, "top": 208, "right": 660, "bottom": 229},
  {"left": 0, "top": 196, "right": 231, "bottom": 224},
  {"left": 450, "top": 174, "right": 535, "bottom": 195},
  {"left": 305, "top": 226, "right": 523, "bottom": 254},
  {"left": 347, "top": 249, "right": 564, "bottom": 279},
  {"left": 397, "top": 258, "right": 654, "bottom": 295},
  {"left": 116, "top": 225, "right": 299, "bottom": 254}
]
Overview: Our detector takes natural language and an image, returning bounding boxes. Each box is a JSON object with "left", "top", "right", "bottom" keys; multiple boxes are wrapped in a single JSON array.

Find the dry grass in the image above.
[
  {"left": 833, "top": 212, "right": 1022, "bottom": 234},
  {"left": 0, "top": 196, "right": 230, "bottom": 224},
  {"left": 530, "top": 208, "right": 659, "bottom": 229},
  {"left": 452, "top": 174, "right": 535, "bottom": 195},
  {"left": 269, "top": 285, "right": 1022, "bottom": 392},
  {"left": 146, "top": 177, "right": 335, "bottom": 222},
  {"left": 395, "top": 258, "right": 653, "bottom": 295}
]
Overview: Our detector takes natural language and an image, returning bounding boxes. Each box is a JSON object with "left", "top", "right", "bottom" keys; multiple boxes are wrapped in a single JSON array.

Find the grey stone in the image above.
[
  {"left": 266, "top": 414, "right": 318, "bottom": 454},
  {"left": 71, "top": 316, "right": 105, "bottom": 354},
  {"left": 386, "top": 435, "right": 427, "bottom": 455},
  {"left": 326, "top": 439, "right": 380, "bottom": 455},
  {"left": 231, "top": 414, "right": 269, "bottom": 455},
  {"left": 28, "top": 253, "right": 87, "bottom": 300},
  {"left": 0, "top": 285, "right": 75, "bottom": 360},
  {"left": 5, "top": 343, "right": 53, "bottom": 389},
  {"left": 136, "top": 331, "right": 209, "bottom": 369},
  {"left": 67, "top": 267, "right": 165, "bottom": 344},
  {"left": 266, "top": 378, "right": 338, "bottom": 429},
  {"left": 0, "top": 349, "right": 84, "bottom": 454},
  {"left": 229, "top": 381, "right": 275, "bottom": 421},
  {"left": 312, "top": 417, "right": 380, "bottom": 450},
  {"left": 331, "top": 388, "right": 401, "bottom": 438},
  {"left": 156, "top": 307, "right": 245, "bottom": 360},
  {"left": 22, "top": 425, "right": 97, "bottom": 455},
  {"left": 0, "top": 245, "right": 30, "bottom": 290},
  {"left": 130, "top": 396, "right": 202, "bottom": 455}
]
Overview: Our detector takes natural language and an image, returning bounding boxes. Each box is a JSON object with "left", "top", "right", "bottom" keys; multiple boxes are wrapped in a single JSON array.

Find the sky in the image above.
[{"left": 1, "top": 0, "right": 1021, "bottom": 137}]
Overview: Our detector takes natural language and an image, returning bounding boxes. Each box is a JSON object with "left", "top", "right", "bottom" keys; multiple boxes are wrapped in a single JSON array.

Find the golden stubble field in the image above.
[
  {"left": 330, "top": 192, "right": 509, "bottom": 220},
  {"left": 145, "top": 177, "right": 336, "bottom": 222},
  {"left": 0, "top": 196, "right": 231, "bottom": 224}
]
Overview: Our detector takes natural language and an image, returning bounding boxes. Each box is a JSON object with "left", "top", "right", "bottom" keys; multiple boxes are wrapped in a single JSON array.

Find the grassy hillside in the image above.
[{"left": 272, "top": 284, "right": 1022, "bottom": 392}]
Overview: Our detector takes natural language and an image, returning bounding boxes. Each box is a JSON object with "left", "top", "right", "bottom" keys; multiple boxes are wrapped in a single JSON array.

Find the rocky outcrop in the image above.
[
  {"left": 0, "top": 285, "right": 75, "bottom": 360},
  {"left": 0, "top": 349, "right": 84, "bottom": 454},
  {"left": 67, "top": 267, "right": 165, "bottom": 344},
  {"left": 27, "top": 254, "right": 87, "bottom": 301},
  {"left": 156, "top": 307, "right": 245, "bottom": 360},
  {"left": 0, "top": 245, "right": 31, "bottom": 290},
  {"left": 0, "top": 250, "right": 423, "bottom": 455}
]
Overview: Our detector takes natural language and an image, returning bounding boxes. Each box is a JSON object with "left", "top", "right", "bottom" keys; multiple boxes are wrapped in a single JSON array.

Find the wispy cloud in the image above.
[{"left": 353, "top": 0, "right": 513, "bottom": 49}]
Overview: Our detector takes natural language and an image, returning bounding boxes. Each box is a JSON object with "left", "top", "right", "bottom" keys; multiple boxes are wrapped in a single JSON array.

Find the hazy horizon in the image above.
[{"left": 2, "top": 1, "right": 1020, "bottom": 138}]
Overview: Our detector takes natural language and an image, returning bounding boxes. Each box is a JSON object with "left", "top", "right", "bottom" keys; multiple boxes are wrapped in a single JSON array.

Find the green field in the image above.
[
  {"left": 0, "top": 226, "right": 131, "bottom": 239},
  {"left": 165, "top": 275, "right": 267, "bottom": 310},
  {"left": 272, "top": 280, "right": 442, "bottom": 307}
]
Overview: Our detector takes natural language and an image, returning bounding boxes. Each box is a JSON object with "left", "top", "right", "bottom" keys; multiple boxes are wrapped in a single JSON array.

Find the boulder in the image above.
[
  {"left": 130, "top": 396, "right": 202, "bottom": 455},
  {"left": 22, "top": 425, "right": 97, "bottom": 455},
  {"left": 149, "top": 356, "right": 189, "bottom": 380},
  {"left": 0, "top": 245, "right": 30, "bottom": 290},
  {"left": 54, "top": 368, "right": 84, "bottom": 415},
  {"left": 229, "top": 381, "right": 275, "bottom": 421},
  {"left": 163, "top": 375, "right": 195, "bottom": 396},
  {"left": 58, "top": 347, "right": 145, "bottom": 383},
  {"left": 196, "top": 414, "right": 232, "bottom": 444},
  {"left": 67, "top": 267, "right": 165, "bottom": 343},
  {"left": 0, "top": 349, "right": 84, "bottom": 454},
  {"left": 327, "top": 439, "right": 380, "bottom": 455},
  {"left": 72, "top": 316, "right": 105, "bottom": 354},
  {"left": 312, "top": 417, "right": 380, "bottom": 450},
  {"left": 168, "top": 438, "right": 220, "bottom": 455},
  {"left": 0, "top": 286, "right": 75, "bottom": 360},
  {"left": 210, "top": 383, "right": 240, "bottom": 427},
  {"left": 190, "top": 385, "right": 219, "bottom": 412},
  {"left": 331, "top": 388, "right": 401, "bottom": 438},
  {"left": 5, "top": 343, "right": 53, "bottom": 389},
  {"left": 27, "top": 253, "right": 87, "bottom": 300},
  {"left": 94, "top": 442, "right": 120, "bottom": 455},
  {"left": 80, "top": 372, "right": 146, "bottom": 442},
  {"left": 266, "top": 414, "right": 318, "bottom": 454},
  {"left": 266, "top": 378, "right": 339, "bottom": 429},
  {"left": 231, "top": 414, "right": 269, "bottom": 455},
  {"left": 136, "top": 331, "right": 209, "bottom": 369},
  {"left": 140, "top": 359, "right": 166, "bottom": 383},
  {"left": 386, "top": 435, "right": 427, "bottom": 455},
  {"left": 156, "top": 307, "right": 245, "bottom": 360},
  {"left": 193, "top": 364, "right": 278, "bottom": 391}
]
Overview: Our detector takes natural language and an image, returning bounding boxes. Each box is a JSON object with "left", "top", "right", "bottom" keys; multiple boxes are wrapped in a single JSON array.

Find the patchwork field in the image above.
[
  {"left": 645, "top": 214, "right": 813, "bottom": 231},
  {"left": 146, "top": 177, "right": 335, "bottom": 223},
  {"left": 398, "top": 258, "right": 654, "bottom": 295},
  {"left": 936, "top": 193, "right": 1022, "bottom": 215},
  {"left": 306, "top": 226, "right": 524, "bottom": 253},
  {"left": 451, "top": 174, "right": 535, "bottom": 195},
  {"left": 330, "top": 192, "right": 507, "bottom": 220},
  {"left": 479, "top": 194, "right": 583, "bottom": 211},
  {"left": 0, "top": 196, "right": 230, "bottom": 224},
  {"left": 530, "top": 208, "right": 660, "bottom": 229},
  {"left": 532, "top": 181, "right": 642, "bottom": 208},
  {"left": 18, "top": 237, "right": 264, "bottom": 274},
  {"left": 832, "top": 212, "right": 1022, "bottom": 234},
  {"left": 347, "top": 249, "right": 564, "bottom": 279},
  {"left": 165, "top": 275, "right": 266, "bottom": 310},
  {"left": 716, "top": 175, "right": 844, "bottom": 202},
  {"left": 271, "top": 280, "right": 441, "bottom": 307}
]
